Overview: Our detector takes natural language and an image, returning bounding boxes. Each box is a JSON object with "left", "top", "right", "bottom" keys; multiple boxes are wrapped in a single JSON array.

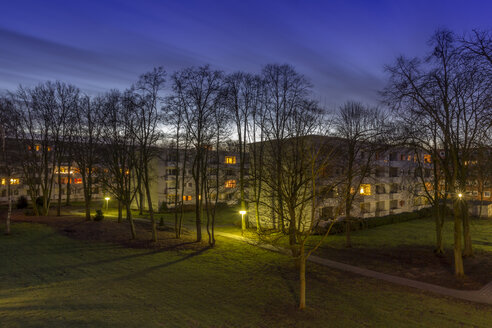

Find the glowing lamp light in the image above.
[
  {"left": 104, "top": 197, "right": 110, "bottom": 210},
  {"left": 458, "top": 193, "right": 463, "bottom": 199},
  {"left": 239, "top": 210, "right": 247, "bottom": 235}
]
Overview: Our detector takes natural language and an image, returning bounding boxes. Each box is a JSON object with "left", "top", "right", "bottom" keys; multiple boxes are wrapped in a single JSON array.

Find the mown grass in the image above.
[
  {"left": 1, "top": 222, "right": 492, "bottom": 327},
  {"left": 69, "top": 203, "right": 242, "bottom": 229},
  {"left": 310, "top": 216, "right": 492, "bottom": 252}
]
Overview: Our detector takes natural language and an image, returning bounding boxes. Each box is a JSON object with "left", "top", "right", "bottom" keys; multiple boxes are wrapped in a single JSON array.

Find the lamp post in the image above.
[
  {"left": 239, "top": 210, "right": 247, "bottom": 235},
  {"left": 105, "top": 197, "right": 110, "bottom": 210}
]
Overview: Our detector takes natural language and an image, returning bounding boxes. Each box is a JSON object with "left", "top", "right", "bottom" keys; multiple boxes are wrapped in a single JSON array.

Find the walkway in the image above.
[{"left": 217, "top": 232, "right": 492, "bottom": 306}]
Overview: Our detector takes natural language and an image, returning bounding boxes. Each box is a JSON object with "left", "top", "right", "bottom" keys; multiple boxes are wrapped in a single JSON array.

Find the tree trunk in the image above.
[
  {"left": 255, "top": 201, "right": 261, "bottom": 232},
  {"left": 434, "top": 203, "right": 444, "bottom": 255},
  {"left": 288, "top": 207, "right": 298, "bottom": 256},
  {"left": 462, "top": 202, "right": 473, "bottom": 257},
  {"left": 139, "top": 189, "right": 144, "bottom": 215},
  {"left": 144, "top": 173, "right": 157, "bottom": 242},
  {"left": 5, "top": 181, "right": 11, "bottom": 235},
  {"left": 453, "top": 200, "right": 465, "bottom": 277},
  {"left": 66, "top": 162, "right": 71, "bottom": 206},
  {"left": 126, "top": 202, "right": 136, "bottom": 239},
  {"left": 85, "top": 199, "right": 91, "bottom": 221},
  {"left": 57, "top": 169, "right": 62, "bottom": 216},
  {"left": 195, "top": 158, "right": 202, "bottom": 242},
  {"left": 118, "top": 200, "right": 123, "bottom": 223},
  {"left": 299, "top": 244, "right": 306, "bottom": 310},
  {"left": 345, "top": 203, "right": 352, "bottom": 248}
]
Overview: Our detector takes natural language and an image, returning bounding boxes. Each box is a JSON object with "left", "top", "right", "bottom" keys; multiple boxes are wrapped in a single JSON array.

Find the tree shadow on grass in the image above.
[{"left": 113, "top": 246, "right": 212, "bottom": 282}]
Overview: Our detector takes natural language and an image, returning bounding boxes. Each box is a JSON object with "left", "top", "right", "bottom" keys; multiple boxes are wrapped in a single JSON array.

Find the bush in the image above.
[
  {"left": 317, "top": 207, "right": 430, "bottom": 235},
  {"left": 16, "top": 196, "right": 29, "bottom": 209},
  {"left": 94, "top": 209, "right": 104, "bottom": 221},
  {"left": 158, "top": 202, "right": 168, "bottom": 213},
  {"left": 159, "top": 216, "right": 164, "bottom": 226},
  {"left": 35, "top": 196, "right": 44, "bottom": 209}
]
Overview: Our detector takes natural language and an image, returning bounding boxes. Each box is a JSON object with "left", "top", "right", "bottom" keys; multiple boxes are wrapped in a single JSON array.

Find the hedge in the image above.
[{"left": 318, "top": 207, "right": 434, "bottom": 235}]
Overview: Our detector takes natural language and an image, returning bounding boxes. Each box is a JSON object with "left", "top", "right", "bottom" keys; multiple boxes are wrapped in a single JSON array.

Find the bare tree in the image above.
[
  {"left": 132, "top": 67, "right": 166, "bottom": 242},
  {"left": 0, "top": 97, "right": 17, "bottom": 234},
  {"left": 73, "top": 95, "right": 103, "bottom": 221},
  {"left": 52, "top": 82, "right": 79, "bottom": 216},
  {"left": 333, "top": 101, "right": 386, "bottom": 248},
  {"left": 261, "top": 64, "right": 312, "bottom": 236},
  {"left": 383, "top": 29, "right": 492, "bottom": 276},
  {"left": 100, "top": 91, "right": 139, "bottom": 238},
  {"left": 247, "top": 79, "right": 267, "bottom": 232},
  {"left": 460, "top": 29, "right": 492, "bottom": 67},
  {"left": 224, "top": 72, "right": 260, "bottom": 215},
  {"left": 254, "top": 101, "right": 338, "bottom": 309},
  {"left": 170, "top": 65, "right": 224, "bottom": 242},
  {"left": 7, "top": 82, "right": 71, "bottom": 216},
  {"left": 410, "top": 121, "right": 446, "bottom": 254},
  {"left": 164, "top": 96, "right": 191, "bottom": 238}
]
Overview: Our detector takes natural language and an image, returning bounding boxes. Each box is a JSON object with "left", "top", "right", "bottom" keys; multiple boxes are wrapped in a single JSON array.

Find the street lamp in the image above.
[
  {"left": 458, "top": 193, "right": 463, "bottom": 199},
  {"left": 105, "top": 197, "right": 110, "bottom": 210},
  {"left": 239, "top": 210, "right": 247, "bottom": 235}
]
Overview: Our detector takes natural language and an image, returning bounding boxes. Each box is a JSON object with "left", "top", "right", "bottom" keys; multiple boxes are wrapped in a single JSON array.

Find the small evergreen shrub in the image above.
[
  {"left": 159, "top": 202, "right": 168, "bottom": 213},
  {"left": 35, "top": 196, "right": 43, "bottom": 209},
  {"left": 16, "top": 195, "right": 29, "bottom": 209},
  {"left": 94, "top": 209, "right": 104, "bottom": 221},
  {"left": 159, "top": 216, "right": 164, "bottom": 226}
]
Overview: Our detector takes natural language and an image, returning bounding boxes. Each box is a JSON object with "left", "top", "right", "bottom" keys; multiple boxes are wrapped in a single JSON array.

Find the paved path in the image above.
[{"left": 217, "top": 232, "right": 492, "bottom": 306}]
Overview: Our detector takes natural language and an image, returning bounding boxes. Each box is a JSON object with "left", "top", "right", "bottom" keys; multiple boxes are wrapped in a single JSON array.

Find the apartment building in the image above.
[
  {"left": 0, "top": 139, "right": 241, "bottom": 210},
  {"left": 319, "top": 148, "right": 432, "bottom": 221}
]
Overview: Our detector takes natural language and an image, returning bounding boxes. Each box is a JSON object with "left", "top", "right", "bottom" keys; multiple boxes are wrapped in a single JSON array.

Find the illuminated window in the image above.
[
  {"left": 167, "top": 194, "right": 177, "bottom": 203},
  {"left": 225, "top": 156, "right": 236, "bottom": 164},
  {"left": 74, "top": 178, "right": 82, "bottom": 184},
  {"left": 423, "top": 154, "right": 431, "bottom": 163},
  {"left": 225, "top": 180, "right": 236, "bottom": 188},
  {"left": 2, "top": 178, "right": 19, "bottom": 185},
  {"left": 182, "top": 195, "right": 192, "bottom": 201},
  {"left": 359, "top": 184, "right": 371, "bottom": 195}
]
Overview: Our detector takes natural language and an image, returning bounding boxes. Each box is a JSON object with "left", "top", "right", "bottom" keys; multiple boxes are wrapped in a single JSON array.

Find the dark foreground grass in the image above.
[{"left": 1, "top": 222, "right": 492, "bottom": 327}]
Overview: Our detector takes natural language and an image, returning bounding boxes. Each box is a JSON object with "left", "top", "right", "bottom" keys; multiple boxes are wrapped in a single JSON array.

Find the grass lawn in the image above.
[
  {"left": 249, "top": 215, "right": 492, "bottom": 290},
  {"left": 1, "top": 220, "right": 492, "bottom": 327},
  {"left": 67, "top": 203, "right": 243, "bottom": 229}
]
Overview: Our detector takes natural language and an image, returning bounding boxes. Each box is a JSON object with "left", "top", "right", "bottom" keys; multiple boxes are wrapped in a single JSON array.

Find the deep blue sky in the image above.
[{"left": 1, "top": 0, "right": 491, "bottom": 107}]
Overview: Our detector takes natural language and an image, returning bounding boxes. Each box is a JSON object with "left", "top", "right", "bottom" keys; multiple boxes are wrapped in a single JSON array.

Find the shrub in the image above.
[
  {"left": 317, "top": 207, "right": 430, "bottom": 235},
  {"left": 94, "top": 209, "right": 104, "bottom": 221},
  {"left": 159, "top": 216, "right": 164, "bottom": 226},
  {"left": 16, "top": 195, "right": 29, "bottom": 209},
  {"left": 158, "top": 202, "right": 168, "bottom": 213},
  {"left": 35, "top": 196, "right": 44, "bottom": 209}
]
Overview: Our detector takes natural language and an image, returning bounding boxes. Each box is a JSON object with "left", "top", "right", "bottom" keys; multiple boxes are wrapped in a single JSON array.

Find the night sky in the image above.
[{"left": 1, "top": 0, "right": 491, "bottom": 107}]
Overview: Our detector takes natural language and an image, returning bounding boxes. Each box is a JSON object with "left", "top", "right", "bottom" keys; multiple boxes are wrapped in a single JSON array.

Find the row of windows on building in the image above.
[{"left": 166, "top": 193, "right": 234, "bottom": 203}]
